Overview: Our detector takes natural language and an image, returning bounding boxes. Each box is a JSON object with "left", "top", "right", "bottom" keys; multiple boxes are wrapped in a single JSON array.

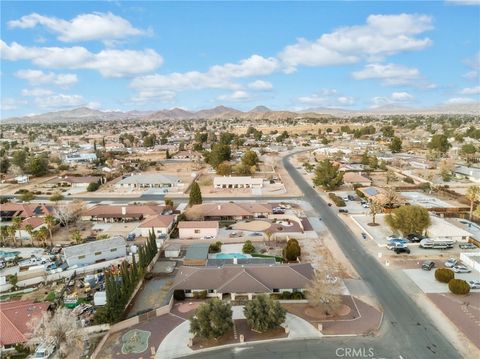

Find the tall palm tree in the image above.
[
  {"left": 44, "top": 215, "right": 56, "bottom": 247},
  {"left": 38, "top": 227, "right": 49, "bottom": 248},
  {"left": 12, "top": 217, "right": 22, "bottom": 245},
  {"left": 7, "top": 225, "right": 17, "bottom": 247},
  {"left": 466, "top": 185, "right": 480, "bottom": 220},
  {"left": 24, "top": 224, "right": 34, "bottom": 246},
  {"left": 31, "top": 230, "right": 40, "bottom": 247},
  {"left": 0, "top": 226, "right": 8, "bottom": 246}
]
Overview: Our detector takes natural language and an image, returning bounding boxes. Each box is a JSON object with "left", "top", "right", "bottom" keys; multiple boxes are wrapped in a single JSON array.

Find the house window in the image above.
[
  {"left": 185, "top": 289, "right": 191, "bottom": 293},
  {"left": 110, "top": 248, "right": 117, "bottom": 252},
  {"left": 292, "top": 288, "right": 299, "bottom": 293},
  {"left": 273, "top": 288, "right": 279, "bottom": 293},
  {"left": 194, "top": 229, "right": 200, "bottom": 234},
  {"left": 208, "top": 289, "right": 214, "bottom": 293},
  {"left": 78, "top": 255, "right": 86, "bottom": 260},
  {"left": 94, "top": 251, "right": 102, "bottom": 256}
]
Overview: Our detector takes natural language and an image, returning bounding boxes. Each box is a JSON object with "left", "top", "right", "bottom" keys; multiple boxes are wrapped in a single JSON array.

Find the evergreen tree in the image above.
[{"left": 189, "top": 181, "right": 203, "bottom": 206}]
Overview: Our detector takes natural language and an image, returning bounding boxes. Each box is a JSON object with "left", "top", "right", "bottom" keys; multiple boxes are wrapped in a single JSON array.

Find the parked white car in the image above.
[
  {"left": 468, "top": 280, "right": 480, "bottom": 289},
  {"left": 444, "top": 258, "right": 458, "bottom": 268},
  {"left": 452, "top": 265, "right": 471, "bottom": 273}
]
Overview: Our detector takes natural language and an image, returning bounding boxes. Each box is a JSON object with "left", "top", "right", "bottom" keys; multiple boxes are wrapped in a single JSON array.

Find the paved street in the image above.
[{"left": 183, "top": 152, "right": 462, "bottom": 359}]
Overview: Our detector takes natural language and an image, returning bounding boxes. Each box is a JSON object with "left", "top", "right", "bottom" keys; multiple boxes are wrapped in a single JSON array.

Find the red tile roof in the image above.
[
  {"left": 0, "top": 300, "right": 49, "bottom": 346},
  {"left": 138, "top": 215, "right": 176, "bottom": 228}
]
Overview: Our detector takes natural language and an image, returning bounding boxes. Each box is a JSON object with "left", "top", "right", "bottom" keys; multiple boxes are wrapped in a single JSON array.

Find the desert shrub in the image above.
[
  {"left": 355, "top": 189, "right": 365, "bottom": 198},
  {"left": 193, "top": 290, "right": 208, "bottom": 299},
  {"left": 292, "top": 292, "right": 305, "bottom": 300},
  {"left": 281, "top": 291, "right": 292, "bottom": 300},
  {"left": 328, "top": 193, "right": 346, "bottom": 207},
  {"left": 174, "top": 290, "right": 186, "bottom": 301},
  {"left": 435, "top": 268, "right": 454, "bottom": 283},
  {"left": 448, "top": 279, "right": 470, "bottom": 295},
  {"left": 403, "top": 177, "right": 414, "bottom": 184},
  {"left": 208, "top": 241, "right": 222, "bottom": 253},
  {"left": 283, "top": 238, "right": 301, "bottom": 261},
  {"left": 243, "top": 240, "right": 255, "bottom": 254},
  {"left": 270, "top": 293, "right": 281, "bottom": 300}
]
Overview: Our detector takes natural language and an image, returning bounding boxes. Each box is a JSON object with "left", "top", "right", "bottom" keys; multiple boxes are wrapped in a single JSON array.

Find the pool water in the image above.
[
  {"left": 215, "top": 253, "right": 249, "bottom": 259},
  {"left": 0, "top": 250, "right": 20, "bottom": 258}
]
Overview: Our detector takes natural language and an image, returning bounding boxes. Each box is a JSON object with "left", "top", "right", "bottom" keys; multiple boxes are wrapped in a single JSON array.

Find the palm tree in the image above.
[
  {"left": 7, "top": 225, "right": 17, "bottom": 247},
  {"left": 12, "top": 217, "right": 22, "bottom": 245},
  {"left": 0, "top": 226, "right": 8, "bottom": 246},
  {"left": 24, "top": 224, "right": 34, "bottom": 246},
  {"left": 38, "top": 227, "right": 49, "bottom": 248},
  {"left": 466, "top": 185, "right": 480, "bottom": 221},
  {"left": 31, "top": 230, "right": 40, "bottom": 247},
  {"left": 44, "top": 215, "right": 56, "bottom": 247}
]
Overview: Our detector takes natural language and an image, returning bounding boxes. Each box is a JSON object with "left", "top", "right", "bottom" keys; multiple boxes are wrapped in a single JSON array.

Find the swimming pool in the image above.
[
  {"left": 215, "top": 253, "right": 250, "bottom": 259},
  {"left": 0, "top": 250, "right": 20, "bottom": 258}
]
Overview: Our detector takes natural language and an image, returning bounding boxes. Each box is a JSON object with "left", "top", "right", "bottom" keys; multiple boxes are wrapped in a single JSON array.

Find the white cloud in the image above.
[
  {"left": 279, "top": 13, "right": 433, "bottom": 70},
  {"left": 1, "top": 41, "right": 163, "bottom": 77},
  {"left": 460, "top": 86, "right": 480, "bottom": 95},
  {"left": 131, "top": 55, "right": 278, "bottom": 93},
  {"left": 463, "top": 52, "right": 480, "bottom": 80},
  {"left": 370, "top": 91, "right": 415, "bottom": 108},
  {"left": 15, "top": 69, "right": 78, "bottom": 86},
  {"left": 35, "top": 94, "right": 85, "bottom": 108},
  {"left": 21, "top": 88, "right": 54, "bottom": 97},
  {"left": 217, "top": 90, "right": 251, "bottom": 102},
  {"left": 390, "top": 91, "right": 414, "bottom": 101},
  {"left": 445, "top": 0, "right": 480, "bottom": 5},
  {"left": 247, "top": 80, "right": 273, "bottom": 90},
  {"left": 1, "top": 98, "right": 27, "bottom": 111},
  {"left": 130, "top": 90, "right": 176, "bottom": 103},
  {"left": 352, "top": 63, "right": 434, "bottom": 87},
  {"left": 8, "top": 12, "right": 145, "bottom": 43},
  {"left": 445, "top": 97, "right": 477, "bottom": 104},
  {"left": 298, "top": 89, "right": 355, "bottom": 108}
]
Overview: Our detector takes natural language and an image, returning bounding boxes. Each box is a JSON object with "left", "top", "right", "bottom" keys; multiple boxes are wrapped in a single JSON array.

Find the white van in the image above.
[{"left": 420, "top": 238, "right": 454, "bottom": 249}]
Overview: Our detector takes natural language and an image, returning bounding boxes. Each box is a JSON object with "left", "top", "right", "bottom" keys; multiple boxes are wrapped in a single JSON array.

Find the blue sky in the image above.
[{"left": 1, "top": 0, "right": 479, "bottom": 117}]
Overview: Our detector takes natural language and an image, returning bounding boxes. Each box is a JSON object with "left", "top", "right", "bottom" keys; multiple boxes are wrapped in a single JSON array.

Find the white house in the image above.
[
  {"left": 454, "top": 166, "right": 480, "bottom": 183},
  {"left": 62, "top": 237, "right": 126, "bottom": 267},
  {"left": 115, "top": 174, "right": 183, "bottom": 189},
  {"left": 64, "top": 153, "right": 97, "bottom": 164},
  {"left": 214, "top": 176, "right": 263, "bottom": 189},
  {"left": 178, "top": 221, "right": 219, "bottom": 239},
  {"left": 137, "top": 215, "right": 176, "bottom": 237}
]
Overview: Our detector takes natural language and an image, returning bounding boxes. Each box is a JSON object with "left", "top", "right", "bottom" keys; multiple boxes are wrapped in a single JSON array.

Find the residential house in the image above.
[
  {"left": 115, "top": 174, "right": 182, "bottom": 189},
  {"left": 62, "top": 236, "right": 126, "bottom": 267},
  {"left": 81, "top": 204, "right": 166, "bottom": 222},
  {"left": 46, "top": 176, "right": 102, "bottom": 188},
  {"left": 178, "top": 221, "right": 219, "bottom": 239},
  {"left": 343, "top": 172, "right": 372, "bottom": 187},
  {"left": 214, "top": 176, "right": 264, "bottom": 189},
  {"left": 186, "top": 203, "right": 273, "bottom": 221},
  {"left": 137, "top": 215, "right": 176, "bottom": 237},
  {"left": 0, "top": 300, "right": 50, "bottom": 350},
  {"left": 172, "top": 150, "right": 202, "bottom": 161},
  {"left": 64, "top": 153, "right": 97, "bottom": 164},
  {"left": 16, "top": 217, "right": 48, "bottom": 240},
  {"left": 454, "top": 166, "right": 480, "bottom": 183},
  {"left": 0, "top": 203, "right": 53, "bottom": 222},
  {"left": 172, "top": 263, "right": 315, "bottom": 300}
]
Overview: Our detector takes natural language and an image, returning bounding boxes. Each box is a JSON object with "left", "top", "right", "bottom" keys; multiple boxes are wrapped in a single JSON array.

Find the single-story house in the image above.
[
  {"left": 137, "top": 215, "right": 176, "bottom": 237},
  {"left": 0, "top": 300, "right": 50, "bottom": 350},
  {"left": 46, "top": 176, "right": 102, "bottom": 188},
  {"left": 454, "top": 166, "right": 480, "bottom": 183},
  {"left": 172, "top": 263, "right": 315, "bottom": 300},
  {"left": 62, "top": 236, "right": 126, "bottom": 267},
  {"left": 165, "top": 244, "right": 181, "bottom": 258},
  {"left": 214, "top": 176, "right": 264, "bottom": 189},
  {"left": 115, "top": 174, "right": 182, "bottom": 189},
  {"left": 186, "top": 203, "right": 273, "bottom": 221},
  {"left": 16, "top": 217, "right": 48, "bottom": 240},
  {"left": 342, "top": 172, "right": 371, "bottom": 187},
  {"left": 81, "top": 204, "right": 166, "bottom": 222},
  {"left": 0, "top": 203, "right": 54, "bottom": 221},
  {"left": 183, "top": 243, "right": 210, "bottom": 266},
  {"left": 172, "top": 150, "right": 202, "bottom": 161},
  {"left": 64, "top": 153, "right": 97, "bottom": 164},
  {"left": 178, "top": 221, "right": 219, "bottom": 239}
]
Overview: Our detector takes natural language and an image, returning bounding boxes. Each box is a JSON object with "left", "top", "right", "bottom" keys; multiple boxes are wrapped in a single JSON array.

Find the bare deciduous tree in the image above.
[
  {"left": 28, "top": 307, "right": 84, "bottom": 358},
  {"left": 368, "top": 198, "right": 384, "bottom": 226},
  {"left": 305, "top": 271, "right": 343, "bottom": 316},
  {"left": 54, "top": 200, "right": 84, "bottom": 235}
]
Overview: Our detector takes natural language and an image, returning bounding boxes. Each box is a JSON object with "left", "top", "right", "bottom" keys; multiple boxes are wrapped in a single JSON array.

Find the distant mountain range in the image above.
[{"left": 3, "top": 103, "right": 479, "bottom": 124}]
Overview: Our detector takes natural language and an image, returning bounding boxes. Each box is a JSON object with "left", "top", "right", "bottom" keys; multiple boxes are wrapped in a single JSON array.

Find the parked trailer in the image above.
[{"left": 420, "top": 238, "right": 455, "bottom": 249}]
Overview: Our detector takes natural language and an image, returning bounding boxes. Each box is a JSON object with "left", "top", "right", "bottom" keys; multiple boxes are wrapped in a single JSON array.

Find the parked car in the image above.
[
  {"left": 406, "top": 233, "right": 426, "bottom": 243},
  {"left": 386, "top": 235, "right": 403, "bottom": 241},
  {"left": 467, "top": 280, "right": 480, "bottom": 289},
  {"left": 327, "top": 203, "right": 332, "bottom": 207},
  {"left": 32, "top": 342, "right": 56, "bottom": 359},
  {"left": 339, "top": 209, "right": 349, "bottom": 213},
  {"left": 250, "top": 232, "right": 262, "bottom": 236},
  {"left": 347, "top": 195, "right": 355, "bottom": 201},
  {"left": 387, "top": 238, "right": 408, "bottom": 246},
  {"left": 127, "top": 233, "right": 136, "bottom": 241},
  {"left": 452, "top": 265, "right": 471, "bottom": 273},
  {"left": 459, "top": 243, "right": 477, "bottom": 249},
  {"left": 387, "top": 242, "right": 408, "bottom": 250},
  {"left": 422, "top": 261, "right": 435, "bottom": 271},
  {"left": 394, "top": 246, "right": 411, "bottom": 254},
  {"left": 361, "top": 203, "right": 369, "bottom": 208},
  {"left": 444, "top": 258, "right": 458, "bottom": 268},
  {"left": 201, "top": 235, "right": 215, "bottom": 240}
]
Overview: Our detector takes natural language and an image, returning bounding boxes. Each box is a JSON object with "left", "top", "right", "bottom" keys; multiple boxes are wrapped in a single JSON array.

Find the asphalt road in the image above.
[{"left": 183, "top": 152, "right": 461, "bottom": 359}]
